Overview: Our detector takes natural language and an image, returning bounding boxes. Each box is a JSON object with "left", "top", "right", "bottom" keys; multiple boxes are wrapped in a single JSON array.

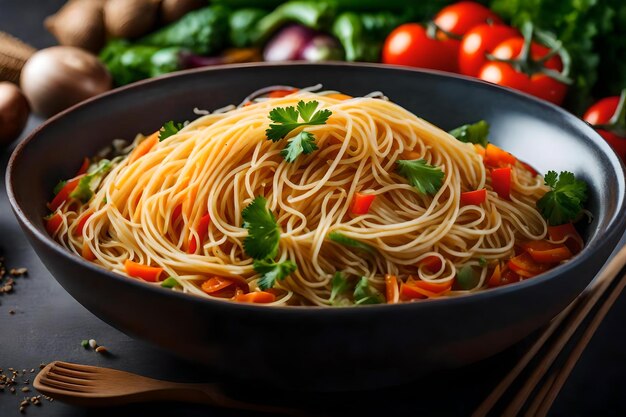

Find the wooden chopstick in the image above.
[
  {"left": 530, "top": 270, "right": 626, "bottom": 417},
  {"left": 473, "top": 244, "right": 626, "bottom": 417}
]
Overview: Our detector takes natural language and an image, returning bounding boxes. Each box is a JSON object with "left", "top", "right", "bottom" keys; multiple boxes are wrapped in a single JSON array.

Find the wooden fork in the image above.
[{"left": 34, "top": 361, "right": 305, "bottom": 415}]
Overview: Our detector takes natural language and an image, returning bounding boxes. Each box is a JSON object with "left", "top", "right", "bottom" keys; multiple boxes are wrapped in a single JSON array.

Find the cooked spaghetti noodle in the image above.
[{"left": 46, "top": 88, "right": 585, "bottom": 306}]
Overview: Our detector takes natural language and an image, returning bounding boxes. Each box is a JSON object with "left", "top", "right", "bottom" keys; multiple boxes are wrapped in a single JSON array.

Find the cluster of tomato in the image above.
[
  {"left": 382, "top": 1, "right": 569, "bottom": 106},
  {"left": 382, "top": 1, "right": 626, "bottom": 161}
]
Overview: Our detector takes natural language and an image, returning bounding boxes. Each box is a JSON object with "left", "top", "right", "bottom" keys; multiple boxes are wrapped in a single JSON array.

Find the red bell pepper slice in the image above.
[
  {"left": 491, "top": 167, "right": 511, "bottom": 199},
  {"left": 460, "top": 188, "right": 487, "bottom": 206},
  {"left": 349, "top": 192, "right": 376, "bottom": 215}
]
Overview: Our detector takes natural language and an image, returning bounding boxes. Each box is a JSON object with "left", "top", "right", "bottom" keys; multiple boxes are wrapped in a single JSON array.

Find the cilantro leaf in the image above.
[
  {"left": 281, "top": 131, "right": 319, "bottom": 163},
  {"left": 330, "top": 272, "right": 350, "bottom": 303},
  {"left": 328, "top": 231, "right": 376, "bottom": 255},
  {"left": 297, "top": 100, "right": 319, "bottom": 122},
  {"left": 397, "top": 159, "right": 445, "bottom": 195},
  {"left": 448, "top": 120, "right": 490, "bottom": 147},
  {"left": 159, "top": 120, "right": 184, "bottom": 142},
  {"left": 69, "top": 160, "right": 112, "bottom": 203},
  {"left": 353, "top": 277, "right": 384, "bottom": 305},
  {"left": 254, "top": 258, "right": 297, "bottom": 290},
  {"left": 265, "top": 100, "right": 332, "bottom": 144},
  {"left": 537, "top": 170, "right": 588, "bottom": 226},
  {"left": 242, "top": 196, "right": 281, "bottom": 260}
]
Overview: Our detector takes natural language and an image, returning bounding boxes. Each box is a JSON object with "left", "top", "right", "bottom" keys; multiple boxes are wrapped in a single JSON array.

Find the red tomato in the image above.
[
  {"left": 434, "top": 2, "right": 502, "bottom": 37},
  {"left": 459, "top": 24, "right": 520, "bottom": 76},
  {"left": 583, "top": 96, "right": 626, "bottom": 160},
  {"left": 382, "top": 23, "right": 458, "bottom": 72},
  {"left": 478, "top": 37, "right": 568, "bottom": 105}
]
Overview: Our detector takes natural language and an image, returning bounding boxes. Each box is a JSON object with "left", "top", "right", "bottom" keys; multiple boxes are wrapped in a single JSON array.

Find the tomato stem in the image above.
[
  {"left": 593, "top": 89, "right": 626, "bottom": 137},
  {"left": 486, "top": 21, "right": 572, "bottom": 85},
  {"left": 425, "top": 21, "right": 462, "bottom": 41}
]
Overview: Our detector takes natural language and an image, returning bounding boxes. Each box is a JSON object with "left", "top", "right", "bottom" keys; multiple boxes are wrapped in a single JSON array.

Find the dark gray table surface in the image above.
[{"left": 2, "top": 2, "right": 626, "bottom": 416}]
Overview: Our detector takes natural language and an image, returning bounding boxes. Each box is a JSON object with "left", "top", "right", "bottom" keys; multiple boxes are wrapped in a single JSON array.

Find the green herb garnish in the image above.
[
  {"left": 478, "top": 257, "right": 488, "bottom": 267},
  {"left": 242, "top": 196, "right": 281, "bottom": 260},
  {"left": 280, "top": 131, "right": 319, "bottom": 163},
  {"left": 69, "top": 160, "right": 112, "bottom": 203},
  {"left": 81, "top": 339, "right": 89, "bottom": 349},
  {"left": 448, "top": 120, "right": 490, "bottom": 147},
  {"left": 353, "top": 277, "right": 384, "bottom": 305},
  {"left": 253, "top": 259, "right": 297, "bottom": 290},
  {"left": 328, "top": 231, "right": 376, "bottom": 254},
  {"left": 160, "top": 276, "right": 180, "bottom": 289},
  {"left": 396, "top": 159, "right": 445, "bottom": 195},
  {"left": 330, "top": 272, "right": 350, "bottom": 303},
  {"left": 266, "top": 100, "right": 331, "bottom": 162},
  {"left": 159, "top": 120, "right": 184, "bottom": 142},
  {"left": 537, "top": 171, "right": 588, "bottom": 226}
]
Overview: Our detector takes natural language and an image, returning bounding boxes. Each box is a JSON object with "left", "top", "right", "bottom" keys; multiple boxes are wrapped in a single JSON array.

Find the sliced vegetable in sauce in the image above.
[
  {"left": 330, "top": 271, "right": 350, "bottom": 303},
  {"left": 328, "top": 231, "right": 376, "bottom": 255},
  {"left": 455, "top": 265, "right": 480, "bottom": 290},
  {"left": 69, "top": 159, "right": 112, "bottom": 204},
  {"left": 353, "top": 276, "right": 384, "bottom": 305},
  {"left": 449, "top": 120, "right": 489, "bottom": 147},
  {"left": 396, "top": 159, "right": 444, "bottom": 195},
  {"left": 160, "top": 276, "right": 180, "bottom": 288},
  {"left": 537, "top": 171, "right": 588, "bottom": 226}
]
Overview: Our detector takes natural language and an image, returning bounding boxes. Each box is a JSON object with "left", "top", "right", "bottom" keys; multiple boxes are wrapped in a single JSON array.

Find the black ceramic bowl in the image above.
[{"left": 7, "top": 63, "right": 626, "bottom": 391}]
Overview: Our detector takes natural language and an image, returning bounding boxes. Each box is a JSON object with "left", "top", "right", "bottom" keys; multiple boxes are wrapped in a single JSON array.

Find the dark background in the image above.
[{"left": 1, "top": 1, "right": 626, "bottom": 416}]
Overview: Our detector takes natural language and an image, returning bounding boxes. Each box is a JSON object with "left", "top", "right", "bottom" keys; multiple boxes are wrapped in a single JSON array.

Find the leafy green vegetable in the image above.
[
  {"left": 266, "top": 100, "right": 332, "bottom": 141},
  {"left": 332, "top": 10, "right": 412, "bottom": 62},
  {"left": 229, "top": 8, "right": 267, "bottom": 48},
  {"left": 353, "top": 277, "right": 384, "bottom": 305},
  {"left": 140, "top": 6, "right": 230, "bottom": 55},
  {"left": 449, "top": 120, "right": 490, "bottom": 147},
  {"left": 159, "top": 121, "right": 184, "bottom": 142},
  {"left": 396, "top": 159, "right": 445, "bottom": 195},
  {"left": 456, "top": 265, "right": 480, "bottom": 290},
  {"left": 280, "top": 131, "right": 319, "bottom": 162},
  {"left": 537, "top": 171, "right": 588, "bottom": 226},
  {"left": 81, "top": 339, "right": 89, "bottom": 349},
  {"left": 255, "top": 1, "right": 336, "bottom": 42},
  {"left": 330, "top": 272, "right": 350, "bottom": 303},
  {"left": 328, "top": 231, "right": 376, "bottom": 254},
  {"left": 253, "top": 259, "right": 297, "bottom": 290},
  {"left": 99, "top": 40, "right": 182, "bottom": 86},
  {"left": 242, "top": 196, "right": 281, "bottom": 260},
  {"left": 160, "top": 276, "right": 180, "bottom": 289},
  {"left": 69, "top": 160, "right": 112, "bottom": 204},
  {"left": 53, "top": 180, "right": 66, "bottom": 196}
]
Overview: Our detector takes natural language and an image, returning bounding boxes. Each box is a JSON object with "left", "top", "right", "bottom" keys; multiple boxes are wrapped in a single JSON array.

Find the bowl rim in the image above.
[{"left": 6, "top": 61, "right": 626, "bottom": 315}]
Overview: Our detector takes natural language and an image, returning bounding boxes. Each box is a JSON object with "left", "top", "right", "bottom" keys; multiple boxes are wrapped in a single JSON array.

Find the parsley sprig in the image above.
[
  {"left": 537, "top": 171, "right": 588, "bottom": 226},
  {"left": 159, "top": 120, "right": 184, "bottom": 142},
  {"left": 396, "top": 159, "right": 445, "bottom": 195},
  {"left": 266, "top": 100, "right": 331, "bottom": 162},
  {"left": 242, "top": 196, "right": 297, "bottom": 289}
]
